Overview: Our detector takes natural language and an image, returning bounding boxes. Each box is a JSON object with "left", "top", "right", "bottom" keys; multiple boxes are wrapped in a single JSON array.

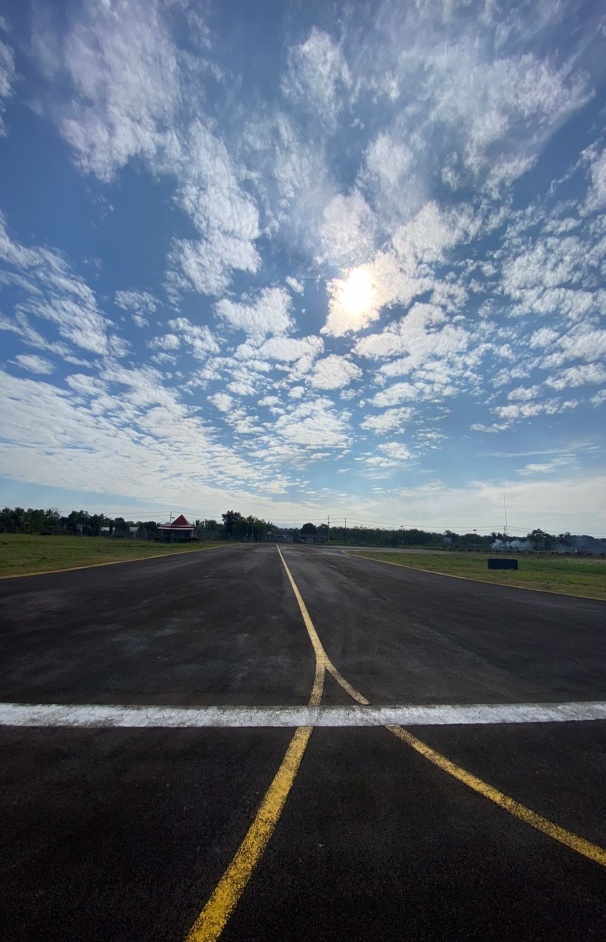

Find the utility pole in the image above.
[
  {"left": 345, "top": 517, "right": 347, "bottom": 546},
  {"left": 503, "top": 494, "right": 508, "bottom": 548},
  {"left": 327, "top": 514, "right": 330, "bottom": 543}
]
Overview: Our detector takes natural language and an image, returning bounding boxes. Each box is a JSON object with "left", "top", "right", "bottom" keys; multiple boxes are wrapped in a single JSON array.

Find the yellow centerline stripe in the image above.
[
  {"left": 277, "top": 547, "right": 370, "bottom": 706},
  {"left": 184, "top": 553, "right": 326, "bottom": 942},
  {"left": 185, "top": 726, "right": 315, "bottom": 942},
  {"left": 280, "top": 547, "right": 606, "bottom": 869}
]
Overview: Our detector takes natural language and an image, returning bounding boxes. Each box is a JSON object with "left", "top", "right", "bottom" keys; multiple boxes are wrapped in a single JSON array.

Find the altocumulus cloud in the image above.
[{"left": 0, "top": 0, "right": 603, "bottom": 533}]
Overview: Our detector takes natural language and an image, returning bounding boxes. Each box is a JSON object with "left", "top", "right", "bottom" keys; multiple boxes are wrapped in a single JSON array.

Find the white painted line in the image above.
[{"left": 1, "top": 701, "right": 606, "bottom": 728}]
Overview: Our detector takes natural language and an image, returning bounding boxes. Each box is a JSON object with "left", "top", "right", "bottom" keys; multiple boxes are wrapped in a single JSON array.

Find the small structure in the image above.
[
  {"left": 299, "top": 532, "right": 329, "bottom": 544},
  {"left": 157, "top": 514, "right": 197, "bottom": 543},
  {"left": 487, "top": 557, "right": 518, "bottom": 570},
  {"left": 266, "top": 528, "right": 294, "bottom": 543}
]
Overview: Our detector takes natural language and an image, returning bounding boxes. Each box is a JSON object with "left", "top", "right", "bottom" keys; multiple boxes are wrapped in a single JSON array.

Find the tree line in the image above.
[
  {"left": 0, "top": 507, "right": 603, "bottom": 553},
  {"left": 0, "top": 507, "right": 272, "bottom": 542}
]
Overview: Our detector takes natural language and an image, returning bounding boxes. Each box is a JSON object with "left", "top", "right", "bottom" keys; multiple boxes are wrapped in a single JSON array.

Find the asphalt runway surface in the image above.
[{"left": 1, "top": 543, "right": 605, "bottom": 941}]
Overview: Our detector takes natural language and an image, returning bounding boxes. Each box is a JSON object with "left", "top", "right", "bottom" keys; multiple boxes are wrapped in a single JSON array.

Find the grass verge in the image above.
[
  {"left": 347, "top": 551, "right": 606, "bottom": 600},
  {"left": 0, "top": 534, "right": 231, "bottom": 578}
]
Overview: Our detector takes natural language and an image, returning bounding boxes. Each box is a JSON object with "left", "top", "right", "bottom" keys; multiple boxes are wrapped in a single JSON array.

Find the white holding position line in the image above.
[{"left": 2, "top": 700, "right": 606, "bottom": 729}]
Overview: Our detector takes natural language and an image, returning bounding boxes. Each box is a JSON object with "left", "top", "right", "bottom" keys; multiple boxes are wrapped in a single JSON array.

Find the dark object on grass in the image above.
[{"left": 488, "top": 557, "right": 519, "bottom": 570}]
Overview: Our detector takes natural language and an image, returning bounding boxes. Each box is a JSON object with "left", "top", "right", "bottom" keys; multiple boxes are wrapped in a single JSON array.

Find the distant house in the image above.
[
  {"left": 157, "top": 514, "right": 197, "bottom": 543},
  {"left": 266, "top": 528, "right": 294, "bottom": 543},
  {"left": 299, "top": 532, "right": 329, "bottom": 544}
]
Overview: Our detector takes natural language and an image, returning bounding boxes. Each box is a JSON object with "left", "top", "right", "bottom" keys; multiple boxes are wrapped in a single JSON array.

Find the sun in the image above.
[{"left": 336, "top": 267, "right": 375, "bottom": 318}]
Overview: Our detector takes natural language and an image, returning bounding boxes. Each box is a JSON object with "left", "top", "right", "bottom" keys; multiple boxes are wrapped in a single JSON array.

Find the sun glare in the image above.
[{"left": 337, "top": 267, "right": 375, "bottom": 317}]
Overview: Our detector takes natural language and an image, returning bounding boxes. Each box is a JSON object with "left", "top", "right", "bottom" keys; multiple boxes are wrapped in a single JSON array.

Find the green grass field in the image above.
[
  {"left": 347, "top": 551, "right": 606, "bottom": 600},
  {"left": 0, "top": 534, "right": 231, "bottom": 577}
]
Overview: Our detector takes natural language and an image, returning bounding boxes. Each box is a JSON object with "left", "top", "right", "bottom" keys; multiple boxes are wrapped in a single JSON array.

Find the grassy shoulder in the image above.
[
  {"left": 347, "top": 551, "right": 606, "bottom": 600},
  {"left": 0, "top": 534, "right": 231, "bottom": 577}
]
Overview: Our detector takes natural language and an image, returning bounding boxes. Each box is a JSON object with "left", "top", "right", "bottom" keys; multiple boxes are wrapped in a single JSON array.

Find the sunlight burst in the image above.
[{"left": 336, "top": 267, "right": 375, "bottom": 318}]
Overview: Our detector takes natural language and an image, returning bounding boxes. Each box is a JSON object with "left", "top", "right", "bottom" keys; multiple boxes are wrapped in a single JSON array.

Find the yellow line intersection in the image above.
[{"left": 184, "top": 545, "right": 606, "bottom": 941}]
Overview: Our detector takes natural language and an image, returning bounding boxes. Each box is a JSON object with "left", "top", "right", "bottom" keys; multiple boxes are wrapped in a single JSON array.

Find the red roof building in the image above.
[{"left": 157, "top": 515, "right": 197, "bottom": 542}]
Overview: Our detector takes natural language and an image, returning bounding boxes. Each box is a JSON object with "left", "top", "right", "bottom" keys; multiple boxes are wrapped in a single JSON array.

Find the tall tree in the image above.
[{"left": 222, "top": 510, "right": 243, "bottom": 538}]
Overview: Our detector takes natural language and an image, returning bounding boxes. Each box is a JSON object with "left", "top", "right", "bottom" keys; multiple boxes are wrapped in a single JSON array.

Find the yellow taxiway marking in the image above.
[
  {"left": 387, "top": 724, "right": 606, "bottom": 867},
  {"left": 280, "top": 547, "right": 606, "bottom": 869},
  {"left": 278, "top": 547, "right": 369, "bottom": 705},
  {"left": 0, "top": 545, "right": 232, "bottom": 580},
  {"left": 186, "top": 545, "right": 606, "bottom": 941},
  {"left": 184, "top": 555, "right": 326, "bottom": 942}
]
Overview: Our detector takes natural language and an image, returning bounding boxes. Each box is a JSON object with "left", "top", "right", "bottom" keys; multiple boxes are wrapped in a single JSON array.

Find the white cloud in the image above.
[
  {"left": 65, "top": 373, "right": 107, "bottom": 396},
  {"left": 309, "top": 355, "right": 362, "bottom": 390},
  {"left": 529, "top": 327, "right": 559, "bottom": 348},
  {"left": 355, "top": 303, "right": 467, "bottom": 373},
  {"left": 0, "top": 33, "right": 16, "bottom": 136},
  {"left": 114, "top": 289, "right": 158, "bottom": 327},
  {"left": 393, "top": 201, "right": 465, "bottom": 269},
  {"left": 507, "top": 385, "right": 540, "bottom": 401},
  {"left": 495, "top": 399, "right": 579, "bottom": 420},
  {"left": 378, "top": 442, "right": 413, "bottom": 461},
  {"left": 171, "top": 232, "right": 261, "bottom": 298},
  {"left": 283, "top": 28, "right": 351, "bottom": 124},
  {"left": 58, "top": 0, "right": 180, "bottom": 181},
  {"left": 585, "top": 148, "right": 606, "bottom": 212},
  {"left": 0, "top": 211, "right": 120, "bottom": 356},
  {"left": 545, "top": 364, "right": 606, "bottom": 390},
  {"left": 517, "top": 455, "right": 577, "bottom": 477},
  {"left": 371, "top": 382, "right": 418, "bottom": 407},
  {"left": 360, "top": 407, "right": 413, "bottom": 434},
  {"left": 114, "top": 289, "right": 158, "bottom": 314},
  {"left": 166, "top": 318, "right": 220, "bottom": 359},
  {"left": 552, "top": 329, "right": 606, "bottom": 365},
  {"left": 177, "top": 121, "right": 260, "bottom": 242},
  {"left": 275, "top": 396, "right": 351, "bottom": 448},
  {"left": 285, "top": 276, "right": 304, "bottom": 294},
  {"left": 207, "top": 392, "right": 234, "bottom": 412},
  {"left": 148, "top": 333, "right": 180, "bottom": 351},
  {"left": 257, "top": 335, "right": 323, "bottom": 362},
  {"left": 321, "top": 190, "right": 376, "bottom": 267},
  {"left": 215, "top": 287, "right": 293, "bottom": 338},
  {"left": 364, "top": 132, "right": 413, "bottom": 201},
  {"left": 13, "top": 354, "right": 55, "bottom": 375}
]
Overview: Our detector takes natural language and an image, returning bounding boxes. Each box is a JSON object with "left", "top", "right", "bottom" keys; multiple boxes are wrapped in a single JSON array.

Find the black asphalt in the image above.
[{"left": 1, "top": 543, "right": 605, "bottom": 941}]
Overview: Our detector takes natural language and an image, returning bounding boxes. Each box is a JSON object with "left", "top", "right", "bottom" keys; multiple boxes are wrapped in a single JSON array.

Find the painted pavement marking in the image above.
[{"left": 2, "top": 700, "right": 606, "bottom": 729}]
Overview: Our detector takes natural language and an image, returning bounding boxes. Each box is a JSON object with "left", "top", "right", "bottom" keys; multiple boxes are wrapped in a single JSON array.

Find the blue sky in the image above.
[{"left": 0, "top": 0, "right": 605, "bottom": 534}]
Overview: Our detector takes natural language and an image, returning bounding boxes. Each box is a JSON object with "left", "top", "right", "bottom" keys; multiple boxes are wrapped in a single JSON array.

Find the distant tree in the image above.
[
  {"left": 222, "top": 510, "right": 243, "bottom": 538},
  {"left": 528, "top": 528, "right": 554, "bottom": 550},
  {"left": 301, "top": 522, "right": 317, "bottom": 534}
]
